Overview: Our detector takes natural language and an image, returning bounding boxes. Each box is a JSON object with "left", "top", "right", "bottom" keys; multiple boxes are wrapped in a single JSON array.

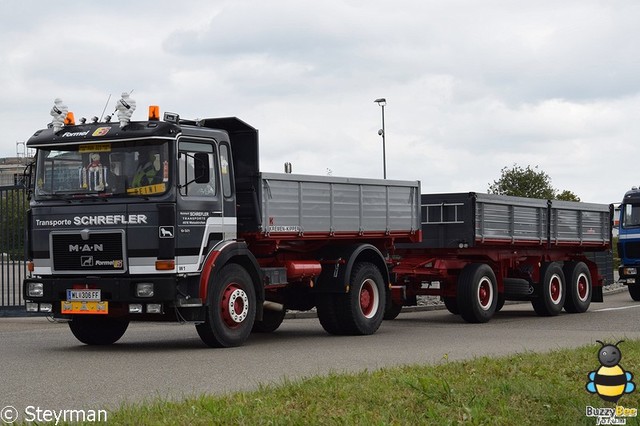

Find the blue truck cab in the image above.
[{"left": 618, "top": 187, "right": 640, "bottom": 300}]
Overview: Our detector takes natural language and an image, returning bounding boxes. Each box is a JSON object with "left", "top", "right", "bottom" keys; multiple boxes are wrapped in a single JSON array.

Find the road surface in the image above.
[{"left": 1, "top": 289, "right": 639, "bottom": 414}]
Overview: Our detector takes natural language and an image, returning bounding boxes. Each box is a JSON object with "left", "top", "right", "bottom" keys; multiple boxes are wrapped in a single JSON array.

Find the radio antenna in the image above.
[{"left": 100, "top": 94, "right": 112, "bottom": 121}]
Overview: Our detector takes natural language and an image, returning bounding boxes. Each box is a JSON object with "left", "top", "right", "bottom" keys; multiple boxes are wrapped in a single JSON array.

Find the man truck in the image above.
[
  {"left": 23, "top": 95, "right": 611, "bottom": 347},
  {"left": 617, "top": 187, "right": 640, "bottom": 300}
]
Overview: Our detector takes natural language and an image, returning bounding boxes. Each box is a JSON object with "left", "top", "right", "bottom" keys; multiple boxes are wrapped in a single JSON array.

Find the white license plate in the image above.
[
  {"left": 66, "top": 289, "right": 101, "bottom": 301},
  {"left": 421, "top": 281, "right": 440, "bottom": 290}
]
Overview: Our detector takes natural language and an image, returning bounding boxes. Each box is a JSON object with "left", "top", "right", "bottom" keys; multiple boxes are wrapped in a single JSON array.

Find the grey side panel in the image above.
[
  {"left": 474, "top": 193, "right": 548, "bottom": 244},
  {"left": 259, "top": 173, "right": 420, "bottom": 236},
  {"left": 549, "top": 200, "right": 611, "bottom": 245}
]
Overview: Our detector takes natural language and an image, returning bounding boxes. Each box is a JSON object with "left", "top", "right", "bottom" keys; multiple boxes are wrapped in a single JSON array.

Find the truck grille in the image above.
[{"left": 51, "top": 231, "right": 126, "bottom": 273}]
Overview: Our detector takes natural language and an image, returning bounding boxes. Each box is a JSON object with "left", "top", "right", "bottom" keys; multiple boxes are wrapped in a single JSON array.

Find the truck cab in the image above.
[{"left": 617, "top": 187, "right": 640, "bottom": 300}]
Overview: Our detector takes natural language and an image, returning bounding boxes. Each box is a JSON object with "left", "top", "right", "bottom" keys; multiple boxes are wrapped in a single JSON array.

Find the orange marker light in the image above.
[
  {"left": 64, "top": 112, "right": 76, "bottom": 126},
  {"left": 149, "top": 105, "right": 160, "bottom": 121},
  {"left": 155, "top": 260, "right": 175, "bottom": 270}
]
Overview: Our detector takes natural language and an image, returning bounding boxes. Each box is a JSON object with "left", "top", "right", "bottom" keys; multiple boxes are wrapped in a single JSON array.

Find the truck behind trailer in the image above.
[
  {"left": 617, "top": 187, "right": 640, "bottom": 300},
  {"left": 23, "top": 95, "right": 612, "bottom": 347}
]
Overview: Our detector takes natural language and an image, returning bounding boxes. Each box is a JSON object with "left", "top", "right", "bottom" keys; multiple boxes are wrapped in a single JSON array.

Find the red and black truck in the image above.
[{"left": 23, "top": 96, "right": 611, "bottom": 347}]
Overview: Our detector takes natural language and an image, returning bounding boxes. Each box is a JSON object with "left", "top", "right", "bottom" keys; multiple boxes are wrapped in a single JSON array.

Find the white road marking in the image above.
[{"left": 595, "top": 305, "right": 640, "bottom": 312}]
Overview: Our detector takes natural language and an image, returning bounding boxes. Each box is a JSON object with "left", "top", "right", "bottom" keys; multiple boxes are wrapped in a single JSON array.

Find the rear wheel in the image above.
[
  {"left": 457, "top": 263, "right": 497, "bottom": 323},
  {"left": 563, "top": 261, "right": 592, "bottom": 313},
  {"left": 69, "top": 316, "right": 129, "bottom": 345},
  {"left": 532, "top": 262, "right": 565, "bottom": 316},
  {"left": 318, "top": 262, "right": 386, "bottom": 335},
  {"left": 196, "top": 264, "right": 256, "bottom": 347}
]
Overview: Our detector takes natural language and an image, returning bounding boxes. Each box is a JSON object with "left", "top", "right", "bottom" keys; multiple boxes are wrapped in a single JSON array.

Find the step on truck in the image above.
[
  {"left": 22, "top": 95, "right": 421, "bottom": 347},
  {"left": 387, "top": 192, "right": 612, "bottom": 322},
  {"left": 617, "top": 187, "right": 640, "bottom": 300}
]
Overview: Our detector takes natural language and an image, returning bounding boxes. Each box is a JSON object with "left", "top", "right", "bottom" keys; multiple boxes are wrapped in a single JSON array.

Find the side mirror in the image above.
[{"left": 193, "top": 152, "right": 210, "bottom": 184}]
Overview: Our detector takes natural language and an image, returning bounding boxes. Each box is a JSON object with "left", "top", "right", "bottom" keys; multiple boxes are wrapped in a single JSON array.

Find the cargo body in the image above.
[{"left": 388, "top": 192, "right": 612, "bottom": 322}]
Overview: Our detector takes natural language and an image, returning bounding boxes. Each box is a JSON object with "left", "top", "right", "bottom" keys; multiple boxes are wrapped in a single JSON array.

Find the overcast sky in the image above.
[{"left": 1, "top": 0, "right": 638, "bottom": 204}]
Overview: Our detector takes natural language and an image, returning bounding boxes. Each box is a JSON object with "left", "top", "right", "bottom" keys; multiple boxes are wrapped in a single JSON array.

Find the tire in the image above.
[
  {"left": 68, "top": 316, "right": 129, "bottom": 345},
  {"left": 318, "top": 262, "right": 386, "bottom": 335},
  {"left": 495, "top": 294, "right": 506, "bottom": 313},
  {"left": 629, "top": 284, "right": 640, "bottom": 301},
  {"left": 457, "top": 263, "right": 497, "bottom": 323},
  {"left": 252, "top": 308, "right": 286, "bottom": 333},
  {"left": 563, "top": 261, "right": 592, "bottom": 313},
  {"left": 316, "top": 293, "right": 342, "bottom": 335},
  {"left": 196, "top": 264, "right": 256, "bottom": 348},
  {"left": 383, "top": 302, "right": 403, "bottom": 320},
  {"left": 443, "top": 297, "right": 459, "bottom": 315},
  {"left": 532, "top": 262, "right": 566, "bottom": 316}
]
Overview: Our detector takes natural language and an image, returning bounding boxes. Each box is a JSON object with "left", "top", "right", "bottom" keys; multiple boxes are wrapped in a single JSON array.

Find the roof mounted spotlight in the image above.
[
  {"left": 104, "top": 115, "right": 112, "bottom": 123},
  {"left": 91, "top": 116, "right": 99, "bottom": 124},
  {"left": 163, "top": 112, "right": 180, "bottom": 123},
  {"left": 79, "top": 117, "right": 87, "bottom": 124}
]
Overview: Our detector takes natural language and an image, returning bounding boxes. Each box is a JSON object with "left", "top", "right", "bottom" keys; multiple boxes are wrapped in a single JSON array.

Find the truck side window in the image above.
[
  {"left": 220, "top": 143, "right": 232, "bottom": 198},
  {"left": 178, "top": 141, "right": 217, "bottom": 196}
]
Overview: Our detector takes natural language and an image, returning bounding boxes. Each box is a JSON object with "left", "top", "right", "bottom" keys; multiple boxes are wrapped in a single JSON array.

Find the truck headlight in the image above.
[
  {"left": 623, "top": 267, "right": 638, "bottom": 276},
  {"left": 27, "top": 282, "right": 44, "bottom": 297},
  {"left": 136, "top": 283, "right": 154, "bottom": 298}
]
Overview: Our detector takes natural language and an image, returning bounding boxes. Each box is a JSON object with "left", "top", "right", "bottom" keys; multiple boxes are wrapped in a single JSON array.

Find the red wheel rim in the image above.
[
  {"left": 359, "top": 279, "right": 379, "bottom": 319},
  {"left": 577, "top": 273, "right": 589, "bottom": 301},
  {"left": 221, "top": 284, "right": 249, "bottom": 328},
  {"left": 549, "top": 274, "right": 562, "bottom": 304},
  {"left": 478, "top": 277, "right": 493, "bottom": 310}
]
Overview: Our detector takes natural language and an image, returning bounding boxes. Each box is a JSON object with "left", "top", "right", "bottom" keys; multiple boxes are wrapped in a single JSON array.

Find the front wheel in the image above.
[
  {"left": 532, "top": 262, "right": 565, "bottom": 316},
  {"left": 196, "top": 264, "right": 256, "bottom": 347},
  {"left": 457, "top": 263, "right": 497, "bottom": 323},
  {"left": 68, "top": 316, "right": 129, "bottom": 345},
  {"left": 629, "top": 284, "right": 640, "bottom": 301}
]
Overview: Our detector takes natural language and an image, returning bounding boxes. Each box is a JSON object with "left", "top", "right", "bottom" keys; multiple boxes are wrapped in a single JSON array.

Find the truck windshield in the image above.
[
  {"left": 34, "top": 140, "right": 170, "bottom": 199},
  {"left": 622, "top": 204, "right": 640, "bottom": 228}
]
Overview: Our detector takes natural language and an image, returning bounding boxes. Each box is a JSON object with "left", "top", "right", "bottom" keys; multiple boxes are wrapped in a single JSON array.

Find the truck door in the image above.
[{"left": 175, "top": 138, "right": 224, "bottom": 274}]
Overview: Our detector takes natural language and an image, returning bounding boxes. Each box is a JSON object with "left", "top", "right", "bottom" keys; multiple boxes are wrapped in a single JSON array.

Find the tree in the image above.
[{"left": 488, "top": 164, "right": 580, "bottom": 201}]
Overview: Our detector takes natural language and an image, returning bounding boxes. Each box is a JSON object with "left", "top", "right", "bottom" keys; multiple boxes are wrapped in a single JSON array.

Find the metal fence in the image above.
[{"left": 0, "top": 184, "right": 28, "bottom": 315}]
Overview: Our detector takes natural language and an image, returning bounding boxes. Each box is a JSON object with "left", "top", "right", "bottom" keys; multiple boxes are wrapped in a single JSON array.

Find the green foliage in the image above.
[
  {"left": 105, "top": 341, "right": 640, "bottom": 425},
  {"left": 488, "top": 164, "right": 580, "bottom": 201}
]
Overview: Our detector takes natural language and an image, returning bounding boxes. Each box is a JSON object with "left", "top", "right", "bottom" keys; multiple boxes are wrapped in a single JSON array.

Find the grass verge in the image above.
[{"left": 97, "top": 341, "right": 640, "bottom": 425}]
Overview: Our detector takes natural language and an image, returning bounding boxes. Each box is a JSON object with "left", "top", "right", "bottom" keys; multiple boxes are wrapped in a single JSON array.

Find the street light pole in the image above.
[{"left": 374, "top": 98, "right": 387, "bottom": 179}]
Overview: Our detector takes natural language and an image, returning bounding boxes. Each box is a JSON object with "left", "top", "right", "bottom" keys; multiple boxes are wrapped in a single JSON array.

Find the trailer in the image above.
[
  {"left": 388, "top": 192, "right": 612, "bottom": 322},
  {"left": 23, "top": 96, "right": 420, "bottom": 347}
]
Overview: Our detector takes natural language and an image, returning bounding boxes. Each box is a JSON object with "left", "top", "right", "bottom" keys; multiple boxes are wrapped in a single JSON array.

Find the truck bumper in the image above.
[
  {"left": 618, "top": 266, "right": 639, "bottom": 285},
  {"left": 23, "top": 276, "right": 178, "bottom": 316}
]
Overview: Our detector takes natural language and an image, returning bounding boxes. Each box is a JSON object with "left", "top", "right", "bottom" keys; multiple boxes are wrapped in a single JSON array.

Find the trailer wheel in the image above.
[
  {"left": 252, "top": 308, "right": 286, "bottom": 333},
  {"left": 443, "top": 297, "right": 459, "bottom": 315},
  {"left": 563, "top": 261, "right": 592, "bottom": 313},
  {"left": 383, "top": 302, "right": 403, "bottom": 320},
  {"left": 532, "top": 262, "right": 565, "bottom": 316},
  {"left": 68, "top": 316, "right": 129, "bottom": 345},
  {"left": 196, "top": 263, "right": 256, "bottom": 347},
  {"left": 457, "top": 263, "right": 497, "bottom": 323}
]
